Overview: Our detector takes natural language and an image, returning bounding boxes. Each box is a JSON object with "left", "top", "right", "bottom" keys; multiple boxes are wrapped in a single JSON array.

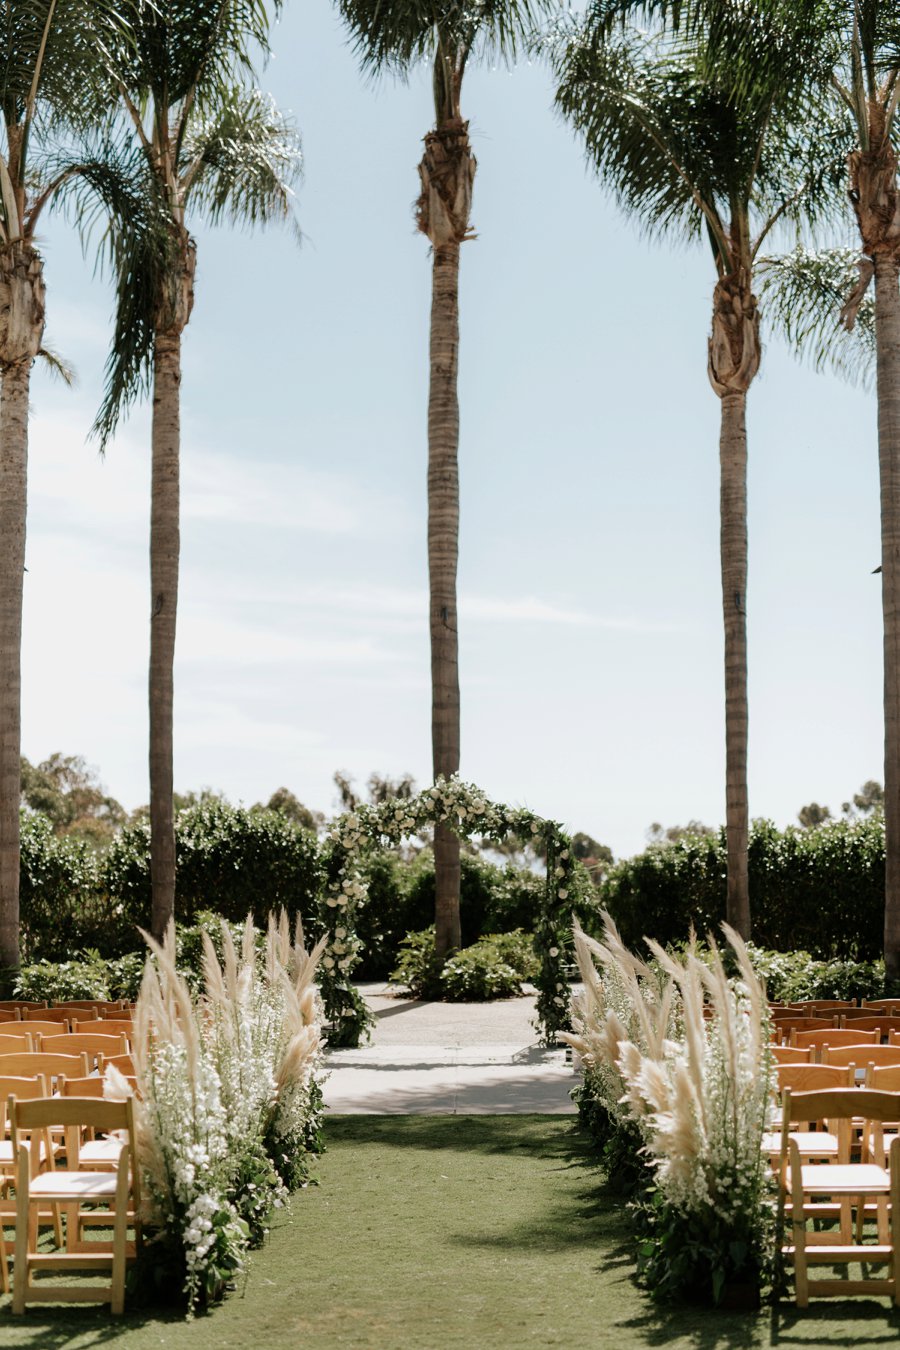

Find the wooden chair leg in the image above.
[
  {"left": 110, "top": 1150, "right": 131, "bottom": 1315},
  {"left": 0, "top": 1223, "right": 8, "bottom": 1296},
  {"left": 12, "top": 1148, "right": 30, "bottom": 1315}
]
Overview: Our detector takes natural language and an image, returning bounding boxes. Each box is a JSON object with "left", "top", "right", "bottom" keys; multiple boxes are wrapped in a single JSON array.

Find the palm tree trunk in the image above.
[
  {"left": 874, "top": 254, "right": 900, "bottom": 978},
  {"left": 149, "top": 331, "right": 181, "bottom": 940},
  {"left": 0, "top": 361, "right": 31, "bottom": 971},
  {"left": 719, "top": 389, "right": 750, "bottom": 939},
  {"left": 429, "top": 240, "right": 462, "bottom": 957}
]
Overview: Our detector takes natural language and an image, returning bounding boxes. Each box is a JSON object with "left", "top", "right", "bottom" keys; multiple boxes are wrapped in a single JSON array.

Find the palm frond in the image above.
[
  {"left": 757, "top": 245, "right": 876, "bottom": 387},
  {"left": 181, "top": 86, "right": 301, "bottom": 236},
  {"left": 36, "top": 342, "right": 74, "bottom": 383},
  {"left": 338, "top": 0, "right": 554, "bottom": 81},
  {"left": 48, "top": 138, "right": 174, "bottom": 448}
]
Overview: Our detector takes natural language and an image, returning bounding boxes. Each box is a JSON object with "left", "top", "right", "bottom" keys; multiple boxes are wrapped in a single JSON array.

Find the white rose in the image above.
[
  {"left": 531, "top": 822, "right": 540, "bottom": 834},
  {"left": 561, "top": 849, "right": 570, "bottom": 860},
  {"left": 558, "top": 888, "right": 568, "bottom": 899},
  {"left": 323, "top": 957, "right": 335, "bottom": 969},
  {"left": 549, "top": 947, "right": 559, "bottom": 957},
  {"left": 553, "top": 997, "right": 565, "bottom": 1007}
]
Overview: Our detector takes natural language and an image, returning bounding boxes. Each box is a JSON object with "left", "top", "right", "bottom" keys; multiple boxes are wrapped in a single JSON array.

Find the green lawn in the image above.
[{"left": 3, "top": 1115, "right": 900, "bottom": 1348}]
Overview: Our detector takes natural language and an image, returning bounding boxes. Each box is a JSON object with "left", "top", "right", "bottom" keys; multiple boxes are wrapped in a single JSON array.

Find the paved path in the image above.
[{"left": 324, "top": 983, "right": 577, "bottom": 1115}]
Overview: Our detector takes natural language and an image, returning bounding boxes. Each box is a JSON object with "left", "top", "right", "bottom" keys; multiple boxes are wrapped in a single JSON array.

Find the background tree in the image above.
[
  {"left": 20, "top": 753, "right": 125, "bottom": 847},
  {"left": 798, "top": 801, "right": 832, "bottom": 829},
  {"left": 551, "top": 5, "right": 836, "bottom": 937},
  {"left": 337, "top": 0, "right": 551, "bottom": 958},
  {"left": 82, "top": 0, "right": 302, "bottom": 940}
]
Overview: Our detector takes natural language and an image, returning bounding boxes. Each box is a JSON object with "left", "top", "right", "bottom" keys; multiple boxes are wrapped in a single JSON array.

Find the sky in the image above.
[{"left": 18, "top": 0, "right": 882, "bottom": 860}]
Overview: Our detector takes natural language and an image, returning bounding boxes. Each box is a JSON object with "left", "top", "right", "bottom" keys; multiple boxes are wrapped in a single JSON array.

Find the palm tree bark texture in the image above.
[
  {"left": 0, "top": 242, "right": 45, "bottom": 972},
  {"left": 708, "top": 265, "right": 760, "bottom": 941},
  {"left": 149, "top": 233, "right": 195, "bottom": 941},
  {"left": 848, "top": 111, "right": 900, "bottom": 978},
  {"left": 417, "top": 119, "right": 475, "bottom": 958}
]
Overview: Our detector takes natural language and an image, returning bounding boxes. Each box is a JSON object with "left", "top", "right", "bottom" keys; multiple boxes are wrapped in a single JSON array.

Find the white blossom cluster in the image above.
[{"left": 137, "top": 1038, "right": 244, "bottom": 1312}]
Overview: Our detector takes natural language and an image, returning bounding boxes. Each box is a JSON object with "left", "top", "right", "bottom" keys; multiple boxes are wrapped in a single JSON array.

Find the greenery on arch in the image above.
[{"left": 316, "top": 777, "right": 578, "bottom": 1048}]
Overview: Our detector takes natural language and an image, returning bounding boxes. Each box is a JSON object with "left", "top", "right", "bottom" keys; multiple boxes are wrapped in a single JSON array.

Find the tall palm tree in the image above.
[
  {"left": 84, "top": 1, "right": 302, "bottom": 940},
  {"left": 721, "top": 0, "right": 900, "bottom": 976},
  {"left": 0, "top": 1, "right": 129, "bottom": 973},
  {"left": 550, "top": 10, "right": 835, "bottom": 936},
  {"left": 337, "top": 0, "right": 549, "bottom": 958}
]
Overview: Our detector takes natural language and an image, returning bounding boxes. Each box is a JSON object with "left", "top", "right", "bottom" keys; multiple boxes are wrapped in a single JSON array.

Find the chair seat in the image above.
[
  {"left": 763, "top": 1131, "right": 839, "bottom": 1157},
  {"left": 79, "top": 1138, "right": 124, "bottom": 1166},
  {"left": 789, "top": 1163, "right": 891, "bottom": 1195},
  {"left": 28, "top": 1171, "right": 120, "bottom": 1200},
  {"left": 0, "top": 1139, "right": 54, "bottom": 1166}
]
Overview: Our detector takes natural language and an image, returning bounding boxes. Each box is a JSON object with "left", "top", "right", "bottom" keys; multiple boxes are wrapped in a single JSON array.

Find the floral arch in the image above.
[{"left": 316, "top": 776, "right": 577, "bottom": 1048}]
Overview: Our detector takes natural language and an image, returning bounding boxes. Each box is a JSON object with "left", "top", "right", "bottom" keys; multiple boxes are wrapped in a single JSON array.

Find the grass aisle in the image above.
[{"left": 4, "top": 1116, "right": 900, "bottom": 1347}]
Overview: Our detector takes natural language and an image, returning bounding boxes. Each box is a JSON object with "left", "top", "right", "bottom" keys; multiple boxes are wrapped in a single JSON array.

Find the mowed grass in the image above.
[{"left": 3, "top": 1115, "right": 900, "bottom": 1348}]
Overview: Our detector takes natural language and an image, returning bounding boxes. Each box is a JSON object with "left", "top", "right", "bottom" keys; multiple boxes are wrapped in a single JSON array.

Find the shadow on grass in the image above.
[{"left": 0, "top": 1305, "right": 186, "bottom": 1348}]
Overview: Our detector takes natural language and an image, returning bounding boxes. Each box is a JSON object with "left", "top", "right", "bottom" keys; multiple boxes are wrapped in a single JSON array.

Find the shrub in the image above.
[
  {"left": 103, "top": 802, "right": 321, "bottom": 938},
  {"left": 747, "top": 945, "right": 886, "bottom": 1003},
  {"left": 14, "top": 951, "right": 145, "bottom": 1002},
  {"left": 18, "top": 812, "right": 130, "bottom": 961},
  {"left": 389, "top": 927, "right": 444, "bottom": 999},
  {"left": 390, "top": 927, "right": 537, "bottom": 1001},
  {"left": 603, "top": 815, "right": 886, "bottom": 960}
]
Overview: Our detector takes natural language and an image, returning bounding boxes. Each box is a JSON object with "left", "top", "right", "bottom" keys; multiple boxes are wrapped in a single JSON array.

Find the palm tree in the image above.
[
  {"left": 729, "top": 0, "right": 900, "bottom": 976},
  {"left": 337, "top": 0, "right": 549, "bottom": 958},
  {"left": 0, "top": 2, "right": 130, "bottom": 973},
  {"left": 83, "top": 2, "right": 302, "bottom": 940},
  {"left": 550, "top": 10, "right": 834, "bottom": 937}
]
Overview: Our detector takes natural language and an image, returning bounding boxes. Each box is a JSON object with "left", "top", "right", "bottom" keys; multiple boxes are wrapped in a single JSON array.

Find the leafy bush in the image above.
[
  {"left": 14, "top": 951, "right": 145, "bottom": 1002},
  {"left": 103, "top": 801, "right": 321, "bottom": 938},
  {"left": 747, "top": 945, "right": 886, "bottom": 1002},
  {"left": 603, "top": 815, "right": 886, "bottom": 959},
  {"left": 390, "top": 927, "right": 537, "bottom": 1001},
  {"left": 19, "top": 812, "right": 133, "bottom": 961},
  {"left": 389, "top": 927, "right": 444, "bottom": 999}
]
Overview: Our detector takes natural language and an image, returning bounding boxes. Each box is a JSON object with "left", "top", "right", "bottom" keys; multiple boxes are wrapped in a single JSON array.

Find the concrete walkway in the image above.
[{"left": 323, "top": 983, "right": 577, "bottom": 1115}]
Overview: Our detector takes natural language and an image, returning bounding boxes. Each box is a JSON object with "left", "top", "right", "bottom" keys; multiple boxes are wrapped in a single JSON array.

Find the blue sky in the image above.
[{"left": 19, "top": 0, "right": 881, "bottom": 858}]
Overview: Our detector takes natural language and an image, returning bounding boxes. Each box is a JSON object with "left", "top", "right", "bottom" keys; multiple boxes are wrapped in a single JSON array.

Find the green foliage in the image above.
[
  {"left": 390, "top": 927, "right": 445, "bottom": 1000},
  {"left": 103, "top": 801, "right": 321, "bottom": 936},
  {"left": 20, "top": 752, "right": 126, "bottom": 847},
  {"left": 19, "top": 811, "right": 134, "bottom": 961},
  {"left": 14, "top": 951, "right": 145, "bottom": 1002},
  {"left": 391, "top": 927, "right": 537, "bottom": 1001},
  {"left": 633, "top": 1186, "right": 774, "bottom": 1305},
  {"left": 603, "top": 816, "right": 886, "bottom": 959},
  {"left": 747, "top": 945, "right": 886, "bottom": 1003}
]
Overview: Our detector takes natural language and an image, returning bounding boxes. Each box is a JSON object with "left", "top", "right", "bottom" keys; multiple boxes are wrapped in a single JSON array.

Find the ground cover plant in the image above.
[{"left": 390, "top": 926, "right": 538, "bottom": 1000}]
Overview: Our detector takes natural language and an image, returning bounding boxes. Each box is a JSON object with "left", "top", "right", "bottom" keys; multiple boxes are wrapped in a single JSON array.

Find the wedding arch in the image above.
[{"left": 316, "top": 777, "right": 578, "bottom": 1048}]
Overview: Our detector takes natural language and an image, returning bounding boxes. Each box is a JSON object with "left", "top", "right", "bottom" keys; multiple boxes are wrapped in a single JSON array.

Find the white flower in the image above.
[
  {"left": 549, "top": 947, "right": 559, "bottom": 957},
  {"left": 558, "top": 888, "right": 568, "bottom": 899}
]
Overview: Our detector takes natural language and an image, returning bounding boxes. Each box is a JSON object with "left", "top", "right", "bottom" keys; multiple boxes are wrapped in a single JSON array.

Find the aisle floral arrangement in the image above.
[
  {"left": 565, "top": 914, "right": 775, "bottom": 1304},
  {"left": 116, "top": 911, "right": 326, "bottom": 1314}
]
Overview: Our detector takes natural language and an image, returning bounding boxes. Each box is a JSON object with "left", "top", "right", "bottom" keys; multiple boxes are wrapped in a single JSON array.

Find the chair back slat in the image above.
[
  {"left": 16, "top": 1019, "right": 71, "bottom": 1036},
  {"left": 866, "top": 1064, "right": 900, "bottom": 1091},
  {"left": 20, "top": 1008, "right": 72, "bottom": 1024},
  {"left": 785, "top": 1087, "right": 900, "bottom": 1122},
  {"left": 791, "top": 1027, "right": 879, "bottom": 1050},
  {"left": 822, "top": 1043, "right": 900, "bottom": 1068},
  {"left": 72, "top": 1019, "right": 133, "bottom": 1039},
  {"left": 37, "top": 1033, "right": 128, "bottom": 1061},
  {"left": 771, "top": 1045, "right": 812, "bottom": 1064},
  {"left": 0, "top": 1051, "right": 89, "bottom": 1081},
  {"left": 10, "top": 1094, "right": 131, "bottom": 1133},
  {"left": 0, "top": 1032, "right": 32, "bottom": 1054},
  {"left": 776, "top": 1063, "right": 854, "bottom": 1092},
  {"left": 840, "top": 1013, "right": 900, "bottom": 1029}
]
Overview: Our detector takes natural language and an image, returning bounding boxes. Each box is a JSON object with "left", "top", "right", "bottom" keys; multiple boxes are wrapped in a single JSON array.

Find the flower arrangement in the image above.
[
  {"left": 318, "top": 774, "right": 578, "bottom": 1046},
  {"left": 121, "top": 911, "right": 326, "bottom": 1314},
  {"left": 568, "top": 916, "right": 775, "bottom": 1304}
]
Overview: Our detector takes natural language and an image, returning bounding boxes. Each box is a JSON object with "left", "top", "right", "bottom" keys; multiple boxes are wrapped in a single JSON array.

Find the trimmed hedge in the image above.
[
  {"left": 602, "top": 815, "right": 885, "bottom": 960},
  {"left": 103, "top": 801, "right": 321, "bottom": 937}
]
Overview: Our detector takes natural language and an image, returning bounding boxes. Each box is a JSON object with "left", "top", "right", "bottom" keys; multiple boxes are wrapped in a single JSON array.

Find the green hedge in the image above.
[
  {"left": 602, "top": 816, "right": 885, "bottom": 960},
  {"left": 103, "top": 801, "right": 321, "bottom": 937},
  {"left": 19, "top": 812, "right": 129, "bottom": 961}
]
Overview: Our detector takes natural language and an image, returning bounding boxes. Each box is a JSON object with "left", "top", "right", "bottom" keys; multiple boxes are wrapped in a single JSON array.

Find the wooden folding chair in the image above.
[
  {"left": 10, "top": 1095, "right": 140, "bottom": 1315},
  {"left": 778, "top": 1088, "right": 900, "bottom": 1305},
  {"left": 763, "top": 1064, "right": 853, "bottom": 1164},
  {"left": 21, "top": 1009, "right": 73, "bottom": 1026},
  {"left": 16, "top": 1019, "right": 72, "bottom": 1039},
  {"left": 791, "top": 1028, "right": 879, "bottom": 1056},
  {"left": 36, "top": 1033, "right": 128, "bottom": 1070},
  {"left": 863, "top": 1000, "right": 900, "bottom": 1014},
  {"left": 101, "top": 1053, "right": 136, "bottom": 1078},
  {"left": 57, "top": 1075, "right": 137, "bottom": 1170},
  {"left": 0, "top": 1002, "right": 43, "bottom": 1012},
  {"left": 841, "top": 1015, "right": 900, "bottom": 1034},
  {"left": 823, "top": 1043, "right": 900, "bottom": 1073},
  {"left": 0, "top": 1052, "right": 90, "bottom": 1086},
  {"left": 71, "top": 1020, "right": 133, "bottom": 1042},
  {"left": 771, "top": 1044, "right": 812, "bottom": 1065},
  {"left": 0, "top": 1075, "right": 56, "bottom": 1294},
  {"left": 771, "top": 1017, "right": 835, "bottom": 1044},
  {"left": 0, "top": 1032, "right": 33, "bottom": 1054}
]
